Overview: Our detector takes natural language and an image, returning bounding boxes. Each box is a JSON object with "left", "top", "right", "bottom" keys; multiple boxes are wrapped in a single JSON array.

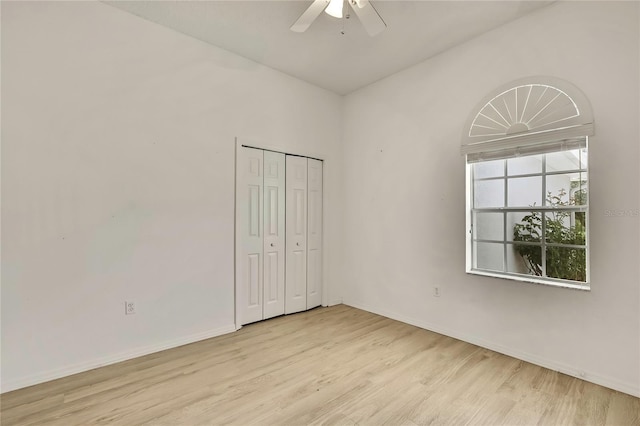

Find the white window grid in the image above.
[{"left": 468, "top": 146, "right": 589, "bottom": 288}]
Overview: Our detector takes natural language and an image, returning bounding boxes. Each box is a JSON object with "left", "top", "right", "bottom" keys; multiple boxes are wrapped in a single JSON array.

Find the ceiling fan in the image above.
[{"left": 291, "top": 0, "right": 387, "bottom": 37}]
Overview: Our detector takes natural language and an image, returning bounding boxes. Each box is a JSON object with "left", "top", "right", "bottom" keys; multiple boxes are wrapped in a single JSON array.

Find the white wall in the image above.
[
  {"left": 1, "top": 1, "right": 343, "bottom": 392},
  {"left": 342, "top": 1, "right": 640, "bottom": 396}
]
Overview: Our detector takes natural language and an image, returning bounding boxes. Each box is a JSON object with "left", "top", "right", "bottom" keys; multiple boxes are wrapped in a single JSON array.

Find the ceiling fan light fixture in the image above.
[
  {"left": 324, "top": 0, "right": 344, "bottom": 18},
  {"left": 290, "top": 0, "right": 385, "bottom": 36}
]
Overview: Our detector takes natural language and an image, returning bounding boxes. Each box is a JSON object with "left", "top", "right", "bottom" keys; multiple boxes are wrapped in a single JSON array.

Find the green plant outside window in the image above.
[{"left": 513, "top": 188, "right": 587, "bottom": 282}]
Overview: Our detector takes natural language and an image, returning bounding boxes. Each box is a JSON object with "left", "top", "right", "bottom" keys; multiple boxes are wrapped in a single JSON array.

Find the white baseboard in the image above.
[
  {"left": 343, "top": 300, "right": 640, "bottom": 398},
  {"left": 1, "top": 324, "right": 236, "bottom": 394}
]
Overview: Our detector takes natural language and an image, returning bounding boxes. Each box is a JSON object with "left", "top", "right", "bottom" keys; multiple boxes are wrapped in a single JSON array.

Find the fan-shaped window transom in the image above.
[
  {"left": 461, "top": 77, "right": 594, "bottom": 159},
  {"left": 470, "top": 84, "right": 579, "bottom": 138}
]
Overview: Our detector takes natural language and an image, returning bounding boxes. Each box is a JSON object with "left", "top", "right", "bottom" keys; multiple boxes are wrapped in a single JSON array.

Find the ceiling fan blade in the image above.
[
  {"left": 349, "top": 0, "right": 386, "bottom": 36},
  {"left": 290, "top": 0, "right": 330, "bottom": 33}
]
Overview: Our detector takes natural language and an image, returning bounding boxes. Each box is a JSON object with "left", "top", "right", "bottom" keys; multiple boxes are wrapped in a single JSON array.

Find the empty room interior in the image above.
[{"left": 1, "top": 0, "right": 639, "bottom": 424}]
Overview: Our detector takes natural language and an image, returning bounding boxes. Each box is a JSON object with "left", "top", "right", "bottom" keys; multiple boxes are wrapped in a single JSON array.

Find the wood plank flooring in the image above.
[{"left": 1, "top": 305, "right": 638, "bottom": 425}]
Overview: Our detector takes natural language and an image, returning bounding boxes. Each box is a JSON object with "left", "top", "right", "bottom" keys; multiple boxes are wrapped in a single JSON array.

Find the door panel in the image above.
[
  {"left": 307, "top": 158, "right": 323, "bottom": 309},
  {"left": 286, "top": 156, "right": 307, "bottom": 314},
  {"left": 307, "top": 248, "right": 320, "bottom": 303},
  {"left": 237, "top": 147, "right": 264, "bottom": 325},
  {"left": 294, "top": 189, "right": 305, "bottom": 234},
  {"left": 293, "top": 250, "right": 305, "bottom": 296},
  {"left": 263, "top": 151, "right": 285, "bottom": 319},
  {"left": 249, "top": 185, "right": 260, "bottom": 236},
  {"left": 266, "top": 187, "right": 278, "bottom": 235},
  {"left": 265, "top": 252, "right": 278, "bottom": 302},
  {"left": 248, "top": 254, "right": 260, "bottom": 306}
]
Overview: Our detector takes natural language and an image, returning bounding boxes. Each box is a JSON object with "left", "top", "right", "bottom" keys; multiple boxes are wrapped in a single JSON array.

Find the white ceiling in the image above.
[{"left": 104, "top": 0, "right": 554, "bottom": 95}]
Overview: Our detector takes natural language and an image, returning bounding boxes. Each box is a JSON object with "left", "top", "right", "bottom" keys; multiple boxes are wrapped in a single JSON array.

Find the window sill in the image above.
[{"left": 467, "top": 269, "right": 591, "bottom": 291}]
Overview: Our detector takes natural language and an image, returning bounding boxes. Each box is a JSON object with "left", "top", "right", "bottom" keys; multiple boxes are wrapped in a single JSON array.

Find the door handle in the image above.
[
  {"left": 296, "top": 242, "right": 300, "bottom": 246},
  {"left": 270, "top": 243, "right": 275, "bottom": 247}
]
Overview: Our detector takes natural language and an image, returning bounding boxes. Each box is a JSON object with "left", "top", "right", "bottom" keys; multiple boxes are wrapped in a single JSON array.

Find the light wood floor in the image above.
[{"left": 1, "top": 305, "right": 638, "bottom": 425}]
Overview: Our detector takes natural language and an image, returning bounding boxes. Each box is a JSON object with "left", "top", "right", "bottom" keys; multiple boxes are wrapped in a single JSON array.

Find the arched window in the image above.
[{"left": 463, "top": 77, "right": 593, "bottom": 289}]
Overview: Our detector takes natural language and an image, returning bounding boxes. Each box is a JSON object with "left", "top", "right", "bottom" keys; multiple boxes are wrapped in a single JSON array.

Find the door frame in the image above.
[{"left": 234, "top": 137, "right": 327, "bottom": 330}]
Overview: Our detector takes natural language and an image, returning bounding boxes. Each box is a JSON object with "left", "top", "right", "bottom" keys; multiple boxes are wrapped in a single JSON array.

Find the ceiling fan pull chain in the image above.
[{"left": 341, "top": 12, "right": 350, "bottom": 35}]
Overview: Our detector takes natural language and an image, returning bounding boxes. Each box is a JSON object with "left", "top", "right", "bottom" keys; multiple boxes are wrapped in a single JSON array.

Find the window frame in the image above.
[{"left": 465, "top": 141, "right": 590, "bottom": 290}]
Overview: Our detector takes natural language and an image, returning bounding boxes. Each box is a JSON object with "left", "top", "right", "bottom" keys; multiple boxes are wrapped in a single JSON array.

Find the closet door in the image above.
[
  {"left": 237, "top": 147, "right": 264, "bottom": 325},
  {"left": 263, "top": 151, "right": 286, "bottom": 319},
  {"left": 285, "top": 156, "right": 308, "bottom": 314},
  {"left": 306, "top": 159, "right": 323, "bottom": 309}
]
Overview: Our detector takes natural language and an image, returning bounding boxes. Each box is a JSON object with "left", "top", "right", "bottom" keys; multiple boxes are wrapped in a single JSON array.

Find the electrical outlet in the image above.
[
  {"left": 125, "top": 300, "right": 136, "bottom": 315},
  {"left": 433, "top": 287, "right": 440, "bottom": 297}
]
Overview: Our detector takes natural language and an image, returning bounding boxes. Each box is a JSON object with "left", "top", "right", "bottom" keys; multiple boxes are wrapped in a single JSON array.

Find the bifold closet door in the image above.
[
  {"left": 237, "top": 147, "right": 322, "bottom": 324},
  {"left": 285, "top": 155, "right": 308, "bottom": 314},
  {"left": 237, "top": 147, "right": 264, "bottom": 325},
  {"left": 262, "top": 151, "right": 286, "bottom": 320},
  {"left": 237, "top": 148, "right": 286, "bottom": 325},
  {"left": 306, "top": 159, "right": 323, "bottom": 309}
]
